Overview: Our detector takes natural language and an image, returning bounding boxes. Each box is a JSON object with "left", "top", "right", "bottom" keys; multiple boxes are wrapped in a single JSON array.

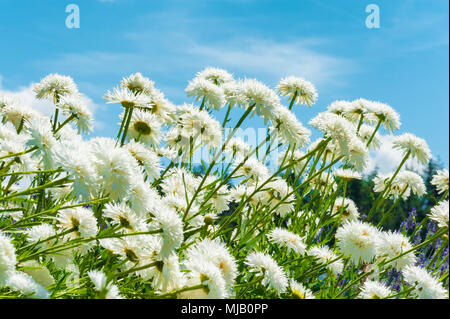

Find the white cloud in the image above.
[
  {"left": 187, "top": 38, "right": 355, "bottom": 86},
  {"left": 364, "top": 134, "right": 428, "bottom": 176}
]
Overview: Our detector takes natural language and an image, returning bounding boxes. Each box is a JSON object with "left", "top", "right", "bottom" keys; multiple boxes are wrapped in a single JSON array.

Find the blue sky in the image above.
[{"left": 0, "top": 0, "right": 448, "bottom": 170}]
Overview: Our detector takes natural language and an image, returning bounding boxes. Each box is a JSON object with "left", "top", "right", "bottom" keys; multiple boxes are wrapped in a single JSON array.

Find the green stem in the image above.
[
  {"left": 366, "top": 118, "right": 382, "bottom": 147},
  {"left": 54, "top": 114, "right": 76, "bottom": 134},
  {"left": 0, "top": 176, "right": 72, "bottom": 202},
  {"left": 288, "top": 92, "right": 298, "bottom": 111},
  {"left": 221, "top": 103, "right": 232, "bottom": 129},
  {"left": 52, "top": 108, "right": 59, "bottom": 132},
  {"left": 120, "top": 106, "right": 134, "bottom": 146}
]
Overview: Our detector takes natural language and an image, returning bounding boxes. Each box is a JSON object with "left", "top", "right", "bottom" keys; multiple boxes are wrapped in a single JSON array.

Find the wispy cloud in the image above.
[{"left": 186, "top": 38, "right": 355, "bottom": 86}]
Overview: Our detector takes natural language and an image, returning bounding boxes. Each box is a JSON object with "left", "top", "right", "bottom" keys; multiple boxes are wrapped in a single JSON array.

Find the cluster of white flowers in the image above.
[{"left": 0, "top": 68, "right": 448, "bottom": 300}]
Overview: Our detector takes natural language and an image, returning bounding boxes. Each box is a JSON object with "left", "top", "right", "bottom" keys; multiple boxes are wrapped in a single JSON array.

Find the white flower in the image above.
[
  {"left": 26, "top": 116, "right": 57, "bottom": 169},
  {"left": 100, "top": 235, "right": 161, "bottom": 280},
  {"left": 179, "top": 260, "right": 228, "bottom": 299},
  {"left": 186, "top": 77, "right": 226, "bottom": 110},
  {"left": 146, "top": 253, "right": 186, "bottom": 293},
  {"left": 270, "top": 104, "right": 311, "bottom": 147},
  {"left": 58, "top": 95, "right": 93, "bottom": 134},
  {"left": 234, "top": 157, "right": 270, "bottom": 185},
  {"left": 375, "top": 231, "right": 416, "bottom": 270},
  {"left": 222, "top": 81, "right": 243, "bottom": 106},
  {"left": 89, "top": 137, "right": 141, "bottom": 200},
  {"left": 53, "top": 140, "right": 99, "bottom": 200},
  {"left": 431, "top": 169, "right": 449, "bottom": 196},
  {"left": 429, "top": 201, "right": 449, "bottom": 229},
  {"left": 3, "top": 271, "right": 49, "bottom": 299},
  {"left": 402, "top": 265, "right": 448, "bottom": 299},
  {"left": 343, "top": 137, "right": 369, "bottom": 172},
  {"left": 160, "top": 167, "right": 199, "bottom": 199},
  {"left": 0, "top": 231, "right": 17, "bottom": 275},
  {"left": 103, "top": 202, "right": 142, "bottom": 232},
  {"left": 392, "top": 133, "right": 431, "bottom": 164},
  {"left": 1, "top": 102, "right": 41, "bottom": 130},
  {"left": 124, "top": 109, "right": 162, "bottom": 146},
  {"left": 87, "top": 270, "right": 122, "bottom": 299},
  {"left": 335, "top": 220, "right": 379, "bottom": 264},
  {"left": 176, "top": 104, "right": 223, "bottom": 149},
  {"left": 229, "top": 184, "right": 268, "bottom": 208},
  {"left": 290, "top": 279, "right": 315, "bottom": 299},
  {"left": 267, "top": 228, "right": 306, "bottom": 255},
  {"left": 25, "top": 224, "right": 56, "bottom": 249},
  {"left": 332, "top": 197, "right": 360, "bottom": 221},
  {"left": 127, "top": 179, "right": 160, "bottom": 216},
  {"left": 373, "top": 170, "right": 425, "bottom": 200},
  {"left": 358, "top": 281, "right": 393, "bottom": 299},
  {"left": 358, "top": 124, "right": 382, "bottom": 150},
  {"left": 307, "top": 246, "right": 343, "bottom": 274},
  {"left": 121, "top": 72, "right": 155, "bottom": 95},
  {"left": 309, "top": 112, "right": 356, "bottom": 155},
  {"left": 225, "top": 137, "right": 251, "bottom": 159},
  {"left": 0, "top": 122, "right": 18, "bottom": 140},
  {"left": 238, "top": 79, "right": 280, "bottom": 122},
  {"left": 277, "top": 76, "right": 318, "bottom": 107},
  {"left": 185, "top": 239, "right": 237, "bottom": 290},
  {"left": 146, "top": 90, "right": 175, "bottom": 123},
  {"left": 33, "top": 74, "right": 78, "bottom": 102},
  {"left": 202, "top": 176, "right": 231, "bottom": 214},
  {"left": 266, "top": 178, "right": 295, "bottom": 217},
  {"left": 327, "top": 100, "right": 351, "bottom": 115},
  {"left": 397, "top": 170, "right": 426, "bottom": 197},
  {"left": 343, "top": 98, "right": 371, "bottom": 123},
  {"left": 245, "top": 252, "right": 288, "bottom": 295},
  {"left": 0, "top": 138, "right": 35, "bottom": 173},
  {"left": 373, "top": 172, "right": 410, "bottom": 200},
  {"left": 365, "top": 101, "right": 401, "bottom": 133},
  {"left": 152, "top": 208, "right": 184, "bottom": 257},
  {"left": 334, "top": 168, "right": 362, "bottom": 181},
  {"left": 104, "top": 87, "right": 149, "bottom": 108},
  {"left": 196, "top": 67, "right": 234, "bottom": 86},
  {"left": 57, "top": 207, "right": 98, "bottom": 239}
]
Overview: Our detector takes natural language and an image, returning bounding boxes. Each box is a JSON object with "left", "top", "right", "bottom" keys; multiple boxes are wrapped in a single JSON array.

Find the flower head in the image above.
[
  {"left": 277, "top": 76, "right": 318, "bottom": 107},
  {"left": 124, "top": 109, "right": 162, "bottom": 146},
  {"left": 392, "top": 133, "right": 431, "bottom": 164},
  {"left": 358, "top": 281, "right": 393, "bottom": 299},
  {"left": 365, "top": 101, "right": 401, "bottom": 133},
  {"left": 290, "top": 279, "right": 315, "bottom": 299},
  {"left": 121, "top": 72, "right": 155, "bottom": 96},
  {"left": 33, "top": 74, "right": 78, "bottom": 103},
  {"left": 376, "top": 231, "right": 416, "bottom": 270},
  {"left": 196, "top": 67, "right": 234, "bottom": 86},
  {"left": 186, "top": 77, "right": 226, "bottom": 110},
  {"left": 431, "top": 169, "right": 449, "bottom": 196},
  {"left": 58, "top": 95, "right": 93, "bottom": 134},
  {"left": 267, "top": 228, "right": 306, "bottom": 255},
  {"left": 429, "top": 201, "right": 449, "bottom": 229},
  {"left": 245, "top": 252, "right": 288, "bottom": 295},
  {"left": 403, "top": 265, "right": 448, "bottom": 299},
  {"left": 88, "top": 270, "right": 122, "bottom": 299},
  {"left": 0, "top": 231, "right": 17, "bottom": 275},
  {"left": 335, "top": 220, "right": 379, "bottom": 264}
]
